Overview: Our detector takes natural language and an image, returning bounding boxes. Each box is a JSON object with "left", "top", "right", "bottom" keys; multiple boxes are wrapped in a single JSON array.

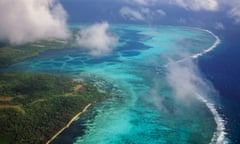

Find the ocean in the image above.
[
  {"left": 199, "top": 28, "right": 240, "bottom": 143},
  {"left": 6, "top": 24, "right": 236, "bottom": 143}
]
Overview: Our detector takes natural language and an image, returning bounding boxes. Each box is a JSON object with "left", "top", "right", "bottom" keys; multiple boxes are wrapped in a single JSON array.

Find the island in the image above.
[
  {"left": 0, "top": 39, "right": 68, "bottom": 68},
  {"left": 0, "top": 72, "right": 107, "bottom": 144},
  {"left": 0, "top": 40, "right": 108, "bottom": 144}
]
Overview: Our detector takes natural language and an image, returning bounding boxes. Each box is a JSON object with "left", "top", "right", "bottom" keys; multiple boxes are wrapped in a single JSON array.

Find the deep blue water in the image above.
[{"left": 199, "top": 29, "right": 240, "bottom": 143}]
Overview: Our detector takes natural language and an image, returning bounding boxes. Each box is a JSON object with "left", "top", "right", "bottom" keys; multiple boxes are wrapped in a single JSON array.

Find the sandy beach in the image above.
[{"left": 46, "top": 103, "right": 92, "bottom": 144}]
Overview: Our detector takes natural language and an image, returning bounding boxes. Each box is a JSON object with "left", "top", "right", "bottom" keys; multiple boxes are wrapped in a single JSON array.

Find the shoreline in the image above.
[
  {"left": 46, "top": 103, "right": 92, "bottom": 144},
  {"left": 165, "top": 29, "right": 227, "bottom": 144},
  {"left": 165, "top": 30, "right": 220, "bottom": 67},
  {"left": 192, "top": 29, "right": 221, "bottom": 59},
  {"left": 191, "top": 30, "right": 227, "bottom": 143},
  {"left": 196, "top": 95, "right": 226, "bottom": 144},
  {"left": 165, "top": 30, "right": 227, "bottom": 143}
]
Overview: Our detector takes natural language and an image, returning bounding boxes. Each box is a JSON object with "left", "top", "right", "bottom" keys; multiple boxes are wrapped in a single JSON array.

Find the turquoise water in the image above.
[{"left": 8, "top": 25, "right": 223, "bottom": 143}]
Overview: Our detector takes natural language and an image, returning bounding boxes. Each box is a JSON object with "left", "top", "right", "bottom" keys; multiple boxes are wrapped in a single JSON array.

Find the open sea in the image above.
[
  {"left": 198, "top": 28, "right": 240, "bottom": 143},
  {"left": 5, "top": 24, "right": 239, "bottom": 143}
]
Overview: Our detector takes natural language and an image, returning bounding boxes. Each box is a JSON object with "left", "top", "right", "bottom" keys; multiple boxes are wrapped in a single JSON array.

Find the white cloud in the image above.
[
  {"left": 166, "top": 59, "right": 207, "bottom": 100},
  {"left": 156, "top": 9, "right": 167, "bottom": 16},
  {"left": 132, "top": 0, "right": 148, "bottom": 5},
  {"left": 217, "top": 0, "right": 240, "bottom": 24},
  {"left": 167, "top": 0, "right": 240, "bottom": 25},
  {"left": 168, "top": 0, "right": 219, "bottom": 11},
  {"left": 131, "top": 0, "right": 157, "bottom": 6},
  {"left": 75, "top": 22, "right": 118, "bottom": 56},
  {"left": 215, "top": 22, "right": 225, "bottom": 30},
  {"left": 228, "top": 3, "right": 240, "bottom": 24},
  {"left": 0, "top": 0, "right": 70, "bottom": 45},
  {"left": 141, "top": 8, "right": 151, "bottom": 14},
  {"left": 178, "top": 17, "right": 187, "bottom": 24},
  {"left": 120, "top": 7, "right": 166, "bottom": 21},
  {"left": 140, "top": 8, "right": 154, "bottom": 20},
  {"left": 166, "top": 57, "right": 227, "bottom": 143},
  {"left": 120, "top": 6, "right": 145, "bottom": 21},
  {"left": 128, "top": 0, "right": 219, "bottom": 11},
  {"left": 123, "top": 0, "right": 240, "bottom": 25}
]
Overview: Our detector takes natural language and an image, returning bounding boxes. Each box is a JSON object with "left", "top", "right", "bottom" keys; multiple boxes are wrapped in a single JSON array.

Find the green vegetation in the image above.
[
  {"left": 0, "top": 39, "right": 68, "bottom": 68},
  {"left": 0, "top": 34, "right": 108, "bottom": 143},
  {"left": 0, "top": 72, "right": 107, "bottom": 144}
]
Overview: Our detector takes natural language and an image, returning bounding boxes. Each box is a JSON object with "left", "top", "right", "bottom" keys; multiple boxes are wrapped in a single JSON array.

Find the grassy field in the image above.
[{"left": 0, "top": 72, "right": 107, "bottom": 144}]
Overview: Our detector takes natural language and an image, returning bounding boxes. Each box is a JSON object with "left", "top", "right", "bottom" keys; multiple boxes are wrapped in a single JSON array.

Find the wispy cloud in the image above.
[
  {"left": 122, "top": 0, "right": 240, "bottom": 25},
  {"left": 75, "top": 22, "right": 118, "bottom": 56},
  {"left": 167, "top": 0, "right": 240, "bottom": 24},
  {"left": 120, "top": 6, "right": 145, "bottom": 21},
  {"left": 127, "top": 0, "right": 219, "bottom": 11},
  {"left": 0, "top": 0, "right": 70, "bottom": 45},
  {"left": 120, "top": 6, "right": 166, "bottom": 22},
  {"left": 156, "top": 9, "right": 167, "bottom": 16},
  {"left": 132, "top": 0, "right": 148, "bottom": 5},
  {"left": 166, "top": 56, "right": 227, "bottom": 143},
  {"left": 168, "top": 0, "right": 219, "bottom": 11},
  {"left": 166, "top": 58, "right": 208, "bottom": 100},
  {"left": 215, "top": 22, "right": 225, "bottom": 30},
  {"left": 228, "top": 3, "right": 240, "bottom": 24},
  {"left": 131, "top": 0, "right": 157, "bottom": 6}
]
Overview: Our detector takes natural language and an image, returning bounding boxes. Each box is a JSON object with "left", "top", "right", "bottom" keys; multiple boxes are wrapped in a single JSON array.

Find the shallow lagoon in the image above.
[{"left": 8, "top": 25, "right": 223, "bottom": 144}]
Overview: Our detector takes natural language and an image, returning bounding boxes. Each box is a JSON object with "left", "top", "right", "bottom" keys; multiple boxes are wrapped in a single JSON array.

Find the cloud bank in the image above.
[
  {"left": 0, "top": 0, "right": 70, "bottom": 45},
  {"left": 123, "top": 0, "right": 240, "bottom": 25},
  {"left": 127, "top": 0, "right": 218, "bottom": 11},
  {"left": 169, "top": 0, "right": 219, "bottom": 11},
  {"left": 75, "top": 22, "right": 118, "bottom": 56}
]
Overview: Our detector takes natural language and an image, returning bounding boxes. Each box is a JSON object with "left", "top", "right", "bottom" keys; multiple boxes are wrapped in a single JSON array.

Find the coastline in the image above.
[
  {"left": 192, "top": 29, "right": 221, "bottom": 59},
  {"left": 165, "top": 30, "right": 227, "bottom": 143},
  {"left": 193, "top": 30, "right": 227, "bottom": 144},
  {"left": 164, "top": 29, "right": 221, "bottom": 68},
  {"left": 46, "top": 103, "right": 92, "bottom": 144}
]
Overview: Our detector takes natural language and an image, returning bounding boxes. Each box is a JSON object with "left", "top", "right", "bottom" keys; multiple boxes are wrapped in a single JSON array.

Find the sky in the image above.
[
  {"left": 0, "top": 0, "right": 240, "bottom": 45},
  {"left": 59, "top": 0, "right": 240, "bottom": 27}
]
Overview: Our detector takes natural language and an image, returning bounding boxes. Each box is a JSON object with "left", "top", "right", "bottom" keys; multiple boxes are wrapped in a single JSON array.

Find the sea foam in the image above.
[
  {"left": 193, "top": 29, "right": 227, "bottom": 144},
  {"left": 192, "top": 30, "right": 221, "bottom": 59},
  {"left": 165, "top": 29, "right": 227, "bottom": 144},
  {"left": 183, "top": 29, "right": 227, "bottom": 144},
  {"left": 197, "top": 95, "right": 227, "bottom": 144}
]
